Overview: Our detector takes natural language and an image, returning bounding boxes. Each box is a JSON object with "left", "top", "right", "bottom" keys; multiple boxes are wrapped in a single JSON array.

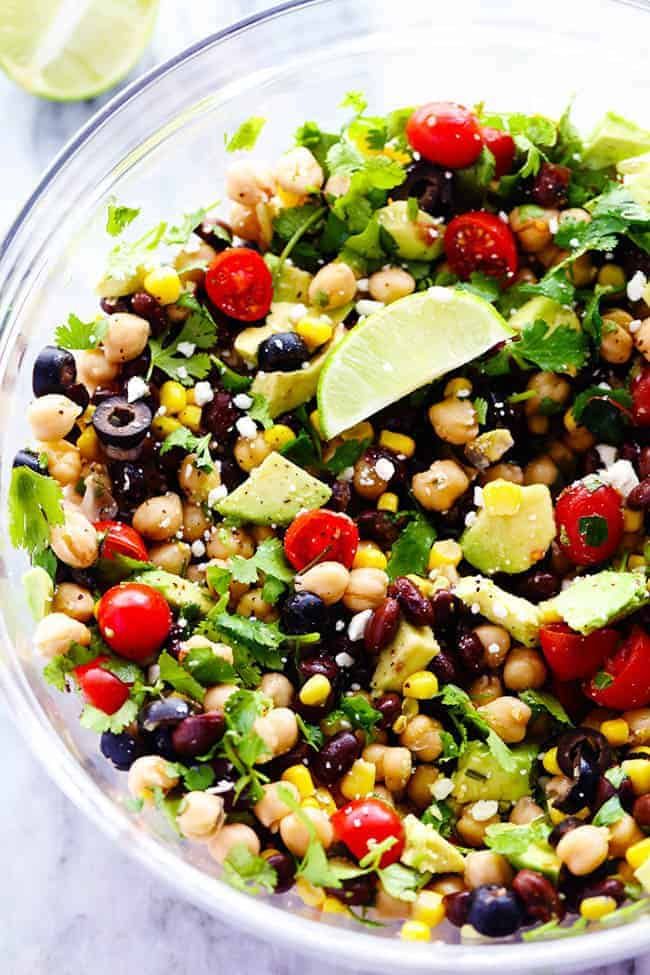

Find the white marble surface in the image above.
[{"left": 0, "top": 3, "right": 649, "bottom": 973}]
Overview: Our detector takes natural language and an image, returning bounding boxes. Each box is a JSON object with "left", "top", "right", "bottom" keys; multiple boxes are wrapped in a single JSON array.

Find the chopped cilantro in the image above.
[
  {"left": 207, "top": 613, "right": 285, "bottom": 670},
  {"left": 42, "top": 642, "right": 95, "bottom": 692},
  {"left": 280, "top": 429, "right": 319, "bottom": 468},
  {"left": 296, "top": 713, "right": 325, "bottom": 750},
  {"left": 520, "top": 690, "right": 572, "bottom": 725},
  {"left": 337, "top": 694, "right": 382, "bottom": 737},
  {"left": 164, "top": 206, "right": 210, "bottom": 247},
  {"left": 438, "top": 684, "right": 516, "bottom": 771},
  {"left": 458, "top": 271, "right": 501, "bottom": 304},
  {"left": 106, "top": 200, "right": 140, "bottom": 237},
  {"left": 229, "top": 538, "right": 294, "bottom": 606},
  {"left": 80, "top": 698, "right": 139, "bottom": 734},
  {"left": 486, "top": 319, "right": 588, "bottom": 376},
  {"left": 247, "top": 393, "right": 274, "bottom": 430},
  {"left": 210, "top": 354, "right": 252, "bottom": 393},
  {"left": 421, "top": 800, "right": 455, "bottom": 838},
  {"left": 294, "top": 121, "right": 339, "bottom": 169},
  {"left": 221, "top": 689, "right": 271, "bottom": 801},
  {"left": 104, "top": 221, "right": 167, "bottom": 286},
  {"left": 55, "top": 313, "right": 107, "bottom": 351},
  {"left": 183, "top": 644, "right": 238, "bottom": 686},
  {"left": 226, "top": 116, "right": 266, "bottom": 152},
  {"left": 472, "top": 397, "right": 488, "bottom": 425},
  {"left": 340, "top": 90, "right": 368, "bottom": 115},
  {"left": 592, "top": 795, "right": 625, "bottom": 827},
  {"left": 223, "top": 843, "right": 277, "bottom": 894},
  {"left": 158, "top": 651, "right": 206, "bottom": 702},
  {"left": 160, "top": 426, "right": 213, "bottom": 471},
  {"left": 147, "top": 296, "right": 217, "bottom": 385},
  {"left": 323, "top": 437, "right": 370, "bottom": 475},
  {"left": 578, "top": 514, "right": 609, "bottom": 547},
  {"left": 9, "top": 467, "right": 64, "bottom": 561},
  {"left": 572, "top": 385, "right": 632, "bottom": 445},
  {"left": 386, "top": 511, "right": 436, "bottom": 581},
  {"left": 593, "top": 670, "right": 614, "bottom": 690}
]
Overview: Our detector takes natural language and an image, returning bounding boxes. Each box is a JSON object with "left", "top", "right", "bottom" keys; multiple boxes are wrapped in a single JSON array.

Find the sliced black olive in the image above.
[
  {"left": 32, "top": 345, "right": 77, "bottom": 397},
  {"left": 138, "top": 696, "right": 193, "bottom": 733},
  {"left": 65, "top": 382, "right": 91, "bottom": 412},
  {"left": 556, "top": 728, "right": 613, "bottom": 779},
  {"left": 257, "top": 332, "right": 309, "bottom": 372},
  {"left": 555, "top": 755, "right": 599, "bottom": 813},
  {"left": 13, "top": 449, "right": 47, "bottom": 473},
  {"left": 392, "top": 160, "right": 457, "bottom": 219},
  {"left": 92, "top": 395, "right": 152, "bottom": 449}
]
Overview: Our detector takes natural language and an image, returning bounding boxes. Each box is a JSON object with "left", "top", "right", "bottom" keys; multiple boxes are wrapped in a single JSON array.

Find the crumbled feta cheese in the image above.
[
  {"left": 595, "top": 444, "right": 617, "bottom": 468},
  {"left": 598, "top": 459, "right": 639, "bottom": 498},
  {"left": 176, "top": 366, "right": 188, "bottom": 381},
  {"left": 548, "top": 215, "right": 559, "bottom": 235},
  {"left": 464, "top": 511, "right": 478, "bottom": 527},
  {"left": 375, "top": 457, "right": 395, "bottom": 481},
  {"left": 126, "top": 376, "right": 149, "bottom": 403},
  {"left": 157, "top": 405, "right": 167, "bottom": 416},
  {"left": 193, "top": 381, "right": 214, "bottom": 406},
  {"left": 431, "top": 777, "right": 454, "bottom": 800},
  {"left": 348, "top": 609, "right": 373, "bottom": 642},
  {"left": 627, "top": 270, "right": 647, "bottom": 302},
  {"left": 236, "top": 416, "right": 258, "bottom": 439},
  {"left": 470, "top": 800, "right": 499, "bottom": 821},
  {"left": 356, "top": 278, "right": 370, "bottom": 292},
  {"left": 473, "top": 485, "right": 484, "bottom": 507},
  {"left": 177, "top": 341, "right": 196, "bottom": 358},
  {"left": 356, "top": 299, "right": 384, "bottom": 316},
  {"left": 335, "top": 619, "right": 346, "bottom": 632},
  {"left": 339, "top": 466, "right": 355, "bottom": 482},
  {"left": 233, "top": 393, "right": 253, "bottom": 410},
  {"left": 287, "top": 303, "right": 309, "bottom": 323},
  {"left": 207, "top": 485, "right": 228, "bottom": 507},
  {"left": 630, "top": 319, "right": 642, "bottom": 334},
  {"left": 335, "top": 651, "right": 355, "bottom": 668},
  {"left": 191, "top": 539, "right": 206, "bottom": 558}
]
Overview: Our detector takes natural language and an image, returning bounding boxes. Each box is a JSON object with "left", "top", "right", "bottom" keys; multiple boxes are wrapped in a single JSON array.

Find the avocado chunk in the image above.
[
  {"left": 452, "top": 741, "right": 539, "bottom": 803},
  {"left": 461, "top": 482, "right": 555, "bottom": 576},
  {"left": 541, "top": 570, "right": 650, "bottom": 635},
  {"left": 582, "top": 111, "right": 650, "bottom": 170},
  {"left": 235, "top": 303, "right": 350, "bottom": 366},
  {"left": 265, "top": 257, "right": 313, "bottom": 303},
  {"left": 251, "top": 325, "right": 344, "bottom": 418},
  {"left": 484, "top": 821, "right": 560, "bottom": 881},
  {"left": 23, "top": 567, "right": 54, "bottom": 621},
  {"left": 454, "top": 576, "right": 541, "bottom": 647},
  {"left": 371, "top": 621, "right": 439, "bottom": 693},
  {"left": 376, "top": 201, "right": 444, "bottom": 261},
  {"left": 215, "top": 452, "right": 331, "bottom": 526},
  {"left": 509, "top": 296, "right": 580, "bottom": 335},
  {"left": 634, "top": 856, "right": 650, "bottom": 893},
  {"left": 400, "top": 814, "right": 465, "bottom": 874},
  {"left": 133, "top": 569, "right": 215, "bottom": 616},
  {"left": 618, "top": 152, "right": 650, "bottom": 208}
]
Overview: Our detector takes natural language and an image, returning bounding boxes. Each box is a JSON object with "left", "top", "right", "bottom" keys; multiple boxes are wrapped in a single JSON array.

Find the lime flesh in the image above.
[
  {"left": 317, "top": 287, "right": 513, "bottom": 439},
  {"left": 0, "top": 0, "right": 159, "bottom": 101}
]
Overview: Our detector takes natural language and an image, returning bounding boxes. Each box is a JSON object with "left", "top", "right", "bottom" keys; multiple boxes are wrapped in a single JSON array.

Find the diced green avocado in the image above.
[
  {"left": 371, "top": 621, "right": 439, "bottom": 693},
  {"left": 376, "top": 201, "right": 444, "bottom": 261},
  {"left": 133, "top": 569, "right": 215, "bottom": 616},
  {"left": 454, "top": 576, "right": 541, "bottom": 647},
  {"left": 251, "top": 325, "right": 344, "bottom": 418},
  {"left": 618, "top": 152, "right": 650, "bottom": 208},
  {"left": 400, "top": 814, "right": 465, "bottom": 874},
  {"left": 634, "top": 856, "right": 650, "bottom": 893},
  {"left": 541, "top": 570, "right": 650, "bottom": 635},
  {"left": 582, "top": 111, "right": 650, "bottom": 170},
  {"left": 484, "top": 821, "right": 561, "bottom": 881},
  {"left": 461, "top": 483, "right": 555, "bottom": 576},
  {"left": 235, "top": 303, "right": 351, "bottom": 365},
  {"left": 22, "top": 567, "right": 54, "bottom": 621},
  {"left": 215, "top": 452, "right": 331, "bottom": 525},
  {"left": 452, "top": 742, "right": 539, "bottom": 803},
  {"left": 265, "top": 257, "right": 313, "bottom": 303},
  {"left": 509, "top": 297, "right": 580, "bottom": 335}
]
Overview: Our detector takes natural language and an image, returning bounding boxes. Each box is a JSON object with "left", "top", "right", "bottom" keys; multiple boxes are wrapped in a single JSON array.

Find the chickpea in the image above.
[
  {"left": 51, "top": 582, "right": 94, "bottom": 622},
  {"left": 608, "top": 813, "right": 644, "bottom": 857},
  {"left": 254, "top": 707, "right": 298, "bottom": 760},
  {"left": 623, "top": 709, "right": 650, "bottom": 746},
  {"left": 563, "top": 424, "right": 596, "bottom": 454},
  {"left": 503, "top": 647, "right": 547, "bottom": 691},
  {"left": 324, "top": 173, "right": 351, "bottom": 198},
  {"left": 429, "top": 397, "right": 478, "bottom": 445},
  {"left": 308, "top": 262, "right": 357, "bottom": 311},
  {"left": 102, "top": 313, "right": 150, "bottom": 364},
  {"left": 185, "top": 564, "right": 206, "bottom": 584},
  {"left": 411, "top": 460, "right": 469, "bottom": 512},
  {"left": 127, "top": 755, "right": 179, "bottom": 802},
  {"left": 275, "top": 147, "right": 324, "bottom": 196},
  {"left": 474, "top": 624, "right": 511, "bottom": 669},
  {"left": 524, "top": 455, "right": 559, "bottom": 486},
  {"left": 182, "top": 502, "right": 210, "bottom": 543},
  {"left": 230, "top": 202, "right": 263, "bottom": 242},
  {"left": 477, "top": 696, "right": 531, "bottom": 744},
  {"left": 204, "top": 683, "right": 238, "bottom": 712},
  {"left": 556, "top": 824, "right": 609, "bottom": 876},
  {"left": 464, "top": 851, "right": 513, "bottom": 890},
  {"left": 525, "top": 371, "right": 571, "bottom": 416},
  {"left": 234, "top": 432, "right": 272, "bottom": 472},
  {"left": 567, "top": 253, "right": 595, "bottom": 288},
  {"left": 75, "top": 349, "right": 119, "bottom": 392},
  {"left": 353, "top": 453, "right": 393, "bottom": 501},
  {"left": 50, "top": 506, "right": 98, "bottom": 568},
  {"left": 400, "top": 715, "right": 443, "bottom": 763},
  {"left": 382, "top": 746, "right": 412, "bottom": 793},
  {"left": 510, "top": 797, "right": 544, "bottom": 825},
  {"left": 236, "top": 587, "right": 278, "bottom": 622},
  {"left": 537, "top": 242, "right": 569, "bottom": 270},
  {"left": 178, "top": 455, "right": 222, "bottom": 503},
  {"left": 343, "top": 568, "right": 388, "bottom": 612},
  {"left": 468, "top": 674, "right": 504, "bottom": 707},
  {"left": 430, "top": 875, "right": 465, "bottom": 897},
  {"left": 253, "top": 781, "right": 299, "bottom": 830},
  {"left": 225, "top": 160, "right": 274, "bottom": 207},
  {"left": 39, "top": 440, "right": 82, "bottom": 486},
  {"left": 362, "top": 743, "right": 388, "bottom": 780},
  {"left": 33, "top": 612, "right": 90, "bottom": 659},
  {"left": 280, "top": 807, "right": 333, "bottom": 857},
  {"left": 559, "top": 208, "right": 591, "bottom": 226},
  {"left": 545, "top": 775, "right": 572, "bottom": 805},
  {"left": 634, "top": 317, "right": 650, "bottom": 361},
  {"left": 375, "top": 886, "right": 412, "bottom": 919},
  {"left": 481, "top": 462, "right": 524, "bottom": 485},
  {"left": 148, "top": 541, "right": 190, "bottom": 575},
  {"left": 509, "top": 207, "right": 557, "bottom": 253},
  {"left": 368, "top": 268, "right": 416, "bottom": 304},
  {"left": 28, "top": 394, "right": 82, "bottom": 442},
  {"left": 181, "top": 635, "right": 233, "bottom": 665},
  {"left": 457, "top": 807, "right": 499, "bottom": 847},
  {"left": 177, "top": 792, "right": 225, "bottom": 840},
  {"left": 527, "top": 415, "right": 549, "bottom": 436},
  {"left": 175, "top": 241, "right": 218, "bottom": 285},
  {"left": 132, "top": 492, "right": 183, "bottom": 541},
  {"left": 260, "top": 672, "right": 294, "bottom": 708},
  {"left": 294, "top": 561, "right": 350, "bottom": 605},
  {"left": 600, "top": 313, "right": 634, "bottom": 364},
  {"left": 407, "top": 765, "right": 439, "bottom": 809},
  {"left": 208, "top": 823, "right": 260, "bottom": 864},
  {"left": 207, "top": 525, "right": 254, "bottom": 561}
]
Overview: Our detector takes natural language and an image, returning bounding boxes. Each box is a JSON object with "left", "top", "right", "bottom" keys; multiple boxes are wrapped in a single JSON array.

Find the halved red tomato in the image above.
[
  {"left": 540, "top": 623, "right": 620, "bottom": 682},
  {"left": 444, "top": 212, "right": 518, "bottom": 280},
  {"left": 584, "top": 627, "right": 650, "bottom": 709}
]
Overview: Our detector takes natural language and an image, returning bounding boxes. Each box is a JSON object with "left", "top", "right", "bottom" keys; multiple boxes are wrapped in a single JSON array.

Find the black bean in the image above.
[
  {"left": 326, "top": 873, "right": 377, "bottom": 906},
  {"left": 171, "top": 712, "right": 225, "bottom": 757},
  {"left": 458, "top": 630, "right": 485, "bottom": 675},
  {"left": 130, "top": 292, "right": 167, "bottom": 336},
  {"left": 139, "top": 696, "right": 192, "bottom": 732},
  {"left": 203, "top": 391, "right": 240, "bottom": 441},
  {"left": 265, "top": 851, "right": 296, "bottom": 893},
  {"left": 312, "top": 731, "right": 361, "bottom": 786},
  {"left": 374, "top": 693, "right": 402, "bottom": 730},
  {"left": 431, "top": 589, "right": 462, "bottom": 636}
]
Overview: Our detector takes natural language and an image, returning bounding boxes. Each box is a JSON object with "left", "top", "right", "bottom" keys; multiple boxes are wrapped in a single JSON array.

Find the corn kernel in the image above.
[
  {"left": 600, "top": 719, "right": 629, "bottom": 747},
  {"left": 341, "top": 420, "right": 374, "bottom": 442},
  {"left": 428, "top": 539, "right": 463, "bottom": 570},
  {"left": 144, "top": 266, "right": 182, "bottom": 305},
  {"left": 301, "top": 796, "right": 320, "bottom": 810},
  {"left": 629, "top": 554, "right": 647, "bottom": 570},
  {"left": 402, "top": 698, "right": 419, "bottom": 719},
  {"left": 160, "top": 381, "right": 187, "bottom": 415},
  {"left": 177, "top": 405, "right": 203, "bottom": 434},
  {"left": 185, "top": 388, "right": 196, "bottom": 405},
  {"left": 444, "top": 377, "right": 472, "bottom": 399},
  {"left": 483, "top": 479, "right": 523, "bottom": 516},
  {"left": 340, "top": 759, "right": 376, "bottom": 799},
  {"left": 77, "top": 425, "right": 102, "bottom": 461},
  {"left": 310, "top": 409, "right": 322, "bottom": 439},
  {"left": 377, "top": 492, "right": 399, "bottom": 513},
  {"left": 295, "top": 877, "right": 325, "bottom": 908},
  {"left": 403, "top": 670, "right": 439, "bottom": 700},
  {"left": 564, "top": 409, "right": 578, "bottom": 433},
  {"left": 406, "top": 574, "right": 435, "bottom": 596},
  {"left": 627, "top": 837, "right": 650, "bottom": 870},
  {"left": 542, "top": 747, "right": 561, "bottom": 776},
  {"left": 299, "top": 674, "right": 331, "bottom": 707},
  {"left": 412, "top": 890, "right": 445, "bottom": 927},
  {"left": 264, "top": 424, "right": 296, "bottom": 451},
  {"left": 400, "top": 920, "right": 431, "bottom": 942},
  {"left": 322, "top": 896, "right": 348, "bottom": 915},
  {"left": 378, "top": 429, "right": 416, "bottom": 458},
  {"left": 392, "top": 715, "right": 408, "bottom": 734},
  {"left": 352, "top": 541, "right": 388, "bottom": 571},
  {"left": 580, "top": 895, "right": 617, "bottom": 921},
  {"left": 623, "top": 508, "right": 644, "bottom": 533},
  {"left": 622, "top": 759, "right": 650, "bottom": 796},
  {"left": 548, "top": 804, "right": 566, "bottom": 826},
  {"left": 277, "top": 187, "right": 305, "bottom": 208},
  {"left": 152, "top": 415, "right": 182, "bottom": 439},
  {"left": 313, "top": 788, "right": 336, "bottom": 815},
  {"left": 295, "top": 315, "right": 333, "bottom": 351},
  {"left": 282, "top": 765, "right": 315, "bottom": 799}
]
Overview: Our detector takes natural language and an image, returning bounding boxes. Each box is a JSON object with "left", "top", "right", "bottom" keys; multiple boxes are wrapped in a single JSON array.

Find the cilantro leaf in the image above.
[
  {"left": 226, "top": 117, "right": 266, "bottom": 152},
  {"left": 572, "top": 385, "right": 632, "bottom": 445},
  {"left": 79, "top": 698, "right": 139, "bottom": 734},
  {"left": 147, "top": 304, "right": 216, "bottom": 385},
  {"left": 210, "top": 354, "right": 252, "bottom": 393},
  {"left": 377, "top": 863, "right": 422, "bottom": 902},
  {"left": 96, "top": 552, "right": 154, "bottom": 586},
  {"left": 158, "top": 651, "right": 206, "bottom": 702},
  {"left": 106, "top": 201, "right": 140, "bottom": 237},
  {"left": 485, "top": 818, "right": 552, "bottom": 858},
  {"left": 438, "top": 684, "right": 516, "bottom": 771},
  {"left": 323, "top": 437, "right": 370, "bottom": 475},
  {"left": 55, "top": 313, "right": 107, "bottom": 351},
  {"left": 512, "top": 320, "right": 588, "bottom": 373},
  {"left": 421, "top": 800, "right": 455, "bottom": 838},
  {"left": 580, "top": 285, "right": 612, "bottom": 345},
  {"left": 247, "top": 393, "right": 274, "bottom": 430},
  {"left": 593, "top": 670, "right": 614, "bottom": 690},
  {"left": 166, "top": 760, "right": 216, "bottom": 792},
  {"left": 387, "top": 511, "right": 436, "bottom": 580},
  {"left": 183, "top": 645, "right": 238, "bottom": 686},
  {"left": 228, "top": 538, "right": 294, "bottom": 607},
  {"left": 520, "top": 690, "right": 572, "bottom": 726},
  {"left": 578, "top": 514, "right": 609, "bottom": 547},
  {"left": 340, "top": 90, "right": 368, "bottom": 115},
  {"left": 273, "top": 203, "right": 324, "bottom": 241},
  {"left": 164, "top": 206, "right": 209, "bottom": 247},
  {"left": 103, "top": 221, "right": 167, "bottom": 286},
  {"left": 221, "top": 689, "right": 270, "bottom": 801},
  {"left": 593, "top": 795, "right": 625, "bottom": 827},
  {"left": 338, "top": 694, "right": 382, "bottom": 736},
  {"left": 211, "top": 613, "right": 285, "bottom": 669},
  {"left": 294, "top": 121, "right": 339, "bottom": 170},
  {"left": 160, "top": 426, "right": 214, "bottom": 471},
  {"left": 9, "top": 467, "right": 64, "bottom": 559},
  {"left": 223, "top": 843, "right": 277, "bottom": 894},
  {"left": 279, "top": 429, "right": 320, "bottom": 468},
  {"left": 296, "top": 713, "right": 325, "bottom": 750},
  {"left": 458, "top": 272, "right": 501, "bottom": 304},
  {"left": 473, "top": 397, "right": 488, "bottom": 425},
  {"left": 43, "top": 642, "right": 96, "bottom": 691}
]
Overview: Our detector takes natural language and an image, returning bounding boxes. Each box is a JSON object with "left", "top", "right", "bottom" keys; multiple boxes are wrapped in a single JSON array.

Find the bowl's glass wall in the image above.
[{"left": 1, "top": 0, "right": 650, "bottom": 969}]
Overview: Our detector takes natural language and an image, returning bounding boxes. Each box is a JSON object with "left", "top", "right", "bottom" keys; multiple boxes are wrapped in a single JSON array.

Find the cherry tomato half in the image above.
[
  {"left": 205, "top": 248, "right": 273, "bottom": 322},
  {"left": 584, "top": 627, "right": 650, "bottom": 709},
  {"left": 540, "top": 623, "right": 620, "bottom": 682},
  {"left": 406, "top": 101, "right": 483, "bottom": 169},
  {"left": 444, "top": 212, "right": 518, "bottom": 281},
  {"left": 283, "top": 509, "right": 359, "bottom": 571},
  {"left": 480, "top": 126, "right": 516, "bottom": 178},
  {"left": 555, "top": 479, "right": 624, "bottom": 566},
  {"left": 94, "top": 520, "right": 148, "bottom": 563},
  {"left": 331, "top": 797, "right": 405, "bottom": 867},
  {"left": 74, "top": 656, "right": 130, "bottom": 714},
  {"left": 632, "top": 366, "right": 650, "bottom": 427},
  {"left": 97, "top": 583, "right": 172, "bottom": 662}
]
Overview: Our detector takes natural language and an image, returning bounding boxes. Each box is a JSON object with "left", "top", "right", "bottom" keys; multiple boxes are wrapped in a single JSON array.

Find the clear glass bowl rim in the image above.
[{"left": 1, "top": 0, "right": 650, "bottom": 969}]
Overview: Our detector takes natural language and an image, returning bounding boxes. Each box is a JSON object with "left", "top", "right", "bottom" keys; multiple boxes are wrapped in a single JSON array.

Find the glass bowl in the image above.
[{"left": 1, "top": 0, "right": 650, "bottom": 969}]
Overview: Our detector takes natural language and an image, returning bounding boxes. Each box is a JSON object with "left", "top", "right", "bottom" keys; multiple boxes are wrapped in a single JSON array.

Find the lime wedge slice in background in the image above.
[
  {"left": 0, "top": 0, "right": 159, "bottom": 101},
  {"left": 317, "top": 287, "right": 513, "bottom": 439}
]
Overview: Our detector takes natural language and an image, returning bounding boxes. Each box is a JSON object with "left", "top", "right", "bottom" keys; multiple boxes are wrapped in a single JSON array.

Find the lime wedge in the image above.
[
  {"left": 317, "top": 287, "right": 512, "bottom": 439},
  {"left": 0, "top": 0, "right": 159, "bottom": 101}
]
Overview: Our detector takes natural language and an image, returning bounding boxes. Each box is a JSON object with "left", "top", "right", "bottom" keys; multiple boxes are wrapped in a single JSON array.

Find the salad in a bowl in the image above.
[{"left": 8, "top": 95, "right": 650, "bottom": 942}]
